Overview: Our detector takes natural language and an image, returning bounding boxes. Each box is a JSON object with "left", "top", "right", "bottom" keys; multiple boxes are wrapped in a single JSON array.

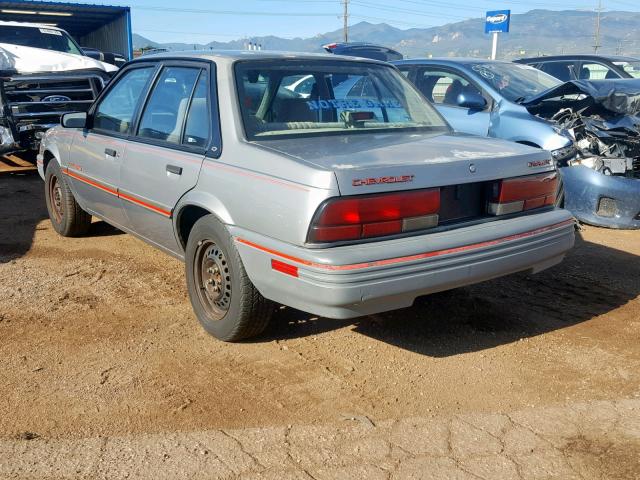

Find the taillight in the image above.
[
  {"left": 488, "top": 172, "right": 558, "bottom": 216},
  {"left": 308, "top": 188, "right": 440, "bottom": 243}
]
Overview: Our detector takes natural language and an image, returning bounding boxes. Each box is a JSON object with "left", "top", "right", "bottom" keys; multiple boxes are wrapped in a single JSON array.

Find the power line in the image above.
[
  {"left": 351, "top": 0, "right": 472, "bottom": 20},
  {"left": 130, "top": 6, "right": 336, "bottom": 17},
  {"left": 350, "top": 14, "right": 444, "bottom": 27}
]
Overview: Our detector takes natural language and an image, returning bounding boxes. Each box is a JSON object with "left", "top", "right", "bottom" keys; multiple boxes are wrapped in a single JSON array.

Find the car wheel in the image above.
[
  {"left": 45, "top": 160, "right": 92, "bottom": 237},
  {"left": 185, "top": 214, "right": 274, "bottom": 341}
]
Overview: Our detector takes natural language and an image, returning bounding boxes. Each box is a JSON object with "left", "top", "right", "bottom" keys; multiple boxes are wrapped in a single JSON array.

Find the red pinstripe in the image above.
[
  {"left": 236, "top": 218, "right": 575, "bottom": 272},
  {"left": 63, "top": 168, "right": 171, "bottom": 218}
]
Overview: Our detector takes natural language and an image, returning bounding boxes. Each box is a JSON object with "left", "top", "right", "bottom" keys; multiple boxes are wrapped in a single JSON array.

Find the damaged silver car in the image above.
[
  {"left": 395, "top": 59, "right": 640, "bottom": 229},
  {"left": 522, "top": 80, "right": 640, "bottom": 229}
]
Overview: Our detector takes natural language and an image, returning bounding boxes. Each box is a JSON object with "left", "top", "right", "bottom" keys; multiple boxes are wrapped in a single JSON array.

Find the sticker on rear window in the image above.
[
  {"left": 39, "top": 28, "right": 62, "bottom": 36},
  {"left": 306, "top": 98, "right": 402, "bottom": 110}
]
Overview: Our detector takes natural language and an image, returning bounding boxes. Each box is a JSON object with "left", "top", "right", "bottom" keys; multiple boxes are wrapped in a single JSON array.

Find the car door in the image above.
[
  {"left": 118, "top": 62, "right": 216, "bottom": 254},
  {"left": 68, "top": 65, "right": 156, "bottom": 228},
  {"left": 414, "top": 67, "right": 491, "bottom": 137}
]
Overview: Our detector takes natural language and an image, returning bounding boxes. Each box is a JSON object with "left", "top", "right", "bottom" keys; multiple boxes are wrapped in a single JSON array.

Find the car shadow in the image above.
[
  {"left": 0, "top": 174, "right": 123, "bottom": 264},
  {"left": 0, "top": 173, "right": 48, "bottom": 263},
  {"left": 89, "top": 220, "right": 125, "bottom": 237},
  {"left": 262, "top": 231, "right": 639, "bottom": 357}
]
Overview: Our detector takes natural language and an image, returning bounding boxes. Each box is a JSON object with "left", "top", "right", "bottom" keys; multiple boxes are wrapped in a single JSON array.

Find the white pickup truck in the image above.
[{"left": 0, "top": 21, "right": 117, "bottom": 156}]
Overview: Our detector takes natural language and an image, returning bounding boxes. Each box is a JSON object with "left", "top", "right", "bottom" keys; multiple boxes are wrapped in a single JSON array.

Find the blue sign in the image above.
[{"left": 485, "top": 10, "right": 510, "bottom": 33}]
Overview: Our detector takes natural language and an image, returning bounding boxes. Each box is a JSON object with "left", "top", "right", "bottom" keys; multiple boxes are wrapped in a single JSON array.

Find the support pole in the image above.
[
  {"left": 491, "top": 32, "right": 498, "bottom": 60},
  {"left": 343, "top": 0, "right": 349, "bottom": 43}
]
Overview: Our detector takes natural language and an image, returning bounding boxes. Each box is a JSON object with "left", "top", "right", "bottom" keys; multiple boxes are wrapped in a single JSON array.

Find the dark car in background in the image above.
[
  {"left": 82, "top": 46, "right": 127, "bottom": 68},
  {"left": 516, "top": 54, "right": 640, "bottom": 82},
  {"left": 323, "top": 42, "right": 403, "bottom": 62}
]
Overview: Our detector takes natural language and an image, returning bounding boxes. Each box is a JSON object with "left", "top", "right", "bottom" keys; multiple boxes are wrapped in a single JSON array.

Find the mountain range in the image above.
[{"left": 133, "top": 9, "right": 640, "bottom": 59}]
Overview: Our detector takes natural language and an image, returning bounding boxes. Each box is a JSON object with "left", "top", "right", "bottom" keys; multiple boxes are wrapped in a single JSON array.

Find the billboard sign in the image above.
[{"left": 485, "top": 10, "right": 511, "bottom": 33}]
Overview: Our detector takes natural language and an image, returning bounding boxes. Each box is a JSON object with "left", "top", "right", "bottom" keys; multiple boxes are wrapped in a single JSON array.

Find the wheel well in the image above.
[
  {"left": 516, "top": 141, "right": 541, "bottom": 149},
  {"left": 177, "top": 205, "right": 211, "bottom": 249},
  {"left": 43, "top": 151, "right": 55, "bottom": 172}
]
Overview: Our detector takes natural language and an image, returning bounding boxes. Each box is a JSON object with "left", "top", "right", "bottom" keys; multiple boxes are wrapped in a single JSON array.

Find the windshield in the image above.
[
  {"left": 235, "top": 60, "right": 449, "bottom": 139},
  {"left": 0, "top": 25, "right": 83, "bottom": 56},
  {"left": 465, "top": 62, "right": 562, "bottom": 102},
  {"left": 613, "top": 60, "right": 640, "bottom": 79}
]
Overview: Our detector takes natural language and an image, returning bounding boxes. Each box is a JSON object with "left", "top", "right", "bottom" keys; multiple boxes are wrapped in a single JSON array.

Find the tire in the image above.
[
  {"left": 45, "top": 160, "right": 92, "bottom": 237},
  {"left": 555, "top": 180, "right": 565, "bottom": 208},
  {"left": 185, "top": 214, "right": 274, "bottom": 341}
]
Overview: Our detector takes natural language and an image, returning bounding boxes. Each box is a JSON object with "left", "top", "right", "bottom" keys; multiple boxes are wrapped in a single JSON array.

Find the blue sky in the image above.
[{"left": 51, "top": 0, "right": 640, "bottom": 43}]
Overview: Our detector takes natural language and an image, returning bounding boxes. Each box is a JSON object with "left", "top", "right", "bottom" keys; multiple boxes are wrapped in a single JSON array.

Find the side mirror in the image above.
[
  {"left": 61, "top": 112, "right": 87, "bottom": 129},
  {"left": 456, "top": 92, "right": 487, "bottom": 110}
]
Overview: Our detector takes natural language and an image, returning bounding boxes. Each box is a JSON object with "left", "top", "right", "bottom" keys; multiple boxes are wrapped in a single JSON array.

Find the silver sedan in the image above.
[{"left": 38, "top": 51, "right": 575, "bottom": 341}]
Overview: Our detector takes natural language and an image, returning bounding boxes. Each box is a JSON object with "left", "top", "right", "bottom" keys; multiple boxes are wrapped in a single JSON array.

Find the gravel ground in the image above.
[{"left": 1, "top": 173, "right": 639, "bottom": 479}]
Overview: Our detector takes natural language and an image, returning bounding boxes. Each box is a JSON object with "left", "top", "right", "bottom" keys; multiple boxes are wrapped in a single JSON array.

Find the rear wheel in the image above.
[
  {"left": 44, "top": 161, "right": 92, "bottom": 237},
  {"left": 185, "top": 214, "right": 274, "bottom": 341}
]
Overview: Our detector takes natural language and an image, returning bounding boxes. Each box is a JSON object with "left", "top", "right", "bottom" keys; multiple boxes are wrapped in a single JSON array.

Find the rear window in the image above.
[{"left": 234, "top": 60, "right": 449, "bottom": 139}]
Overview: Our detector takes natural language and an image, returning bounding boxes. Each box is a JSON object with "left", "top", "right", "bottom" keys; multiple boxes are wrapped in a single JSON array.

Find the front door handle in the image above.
[
  {"left": 166, "top": 164, "right": 182, "bottom": 175},
  {"left": 105, "top": 148, "right": 117, "bottom": 157}
]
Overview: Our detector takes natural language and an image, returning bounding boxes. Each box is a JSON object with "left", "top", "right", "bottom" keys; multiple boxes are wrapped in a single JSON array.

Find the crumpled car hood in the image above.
[
  {"left": 521, "top": 79, "right": 640, "bottom": 116},
  {"left": 0, "top": 43, "right": 117, "bottom": 74}
]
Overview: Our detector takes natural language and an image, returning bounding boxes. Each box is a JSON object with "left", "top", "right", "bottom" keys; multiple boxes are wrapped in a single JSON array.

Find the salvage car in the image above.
[
  {"left": 395, "top": 58, "right": 640, "bottom": 229},
  {"left": 516, "top": 54, "right": 640, "bottom": 82},
  {"left": 38, "top": 51, "right": 575, "bottom": 341},
  {"left": 0, "top": 21, "right": 117, "bottom": 156}
]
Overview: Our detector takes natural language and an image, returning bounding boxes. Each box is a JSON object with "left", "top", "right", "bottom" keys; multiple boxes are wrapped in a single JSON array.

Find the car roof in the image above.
[
  {"left": 516, "top": 54, "right": 640, "bottom": 63},
  {"left": 393, "top": 57, "right": 512, "bottom": 67},
  {"left": 130, "top": 49, "right": 391, "bottom": 66},
  {"left": 0, "top": 20, "right": 66, "bottom": 32}
]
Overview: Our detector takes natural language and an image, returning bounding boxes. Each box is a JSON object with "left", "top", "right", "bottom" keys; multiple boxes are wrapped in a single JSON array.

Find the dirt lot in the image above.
[{"left": 1, "top": 173, "right": 639, "bottom": 478}]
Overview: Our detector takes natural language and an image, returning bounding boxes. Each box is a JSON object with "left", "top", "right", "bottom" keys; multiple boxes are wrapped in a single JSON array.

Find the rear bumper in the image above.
[
  {"left": 562, "top": 166, "right": 640, "bottom": 229},
  {"left": 232, "top": 209, "right": 576, "bottom": 319}
]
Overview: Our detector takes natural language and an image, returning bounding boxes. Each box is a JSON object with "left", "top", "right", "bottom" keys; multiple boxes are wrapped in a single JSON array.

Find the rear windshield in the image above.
[
  {"left": 234, "top": 60, "right": 449, "bottom": 139},
  {"left": 613, "top": 60, "right": 640, "bottom": 79},
  {"left": 0, "top": 25, "right": 83, "bottom": 56}
]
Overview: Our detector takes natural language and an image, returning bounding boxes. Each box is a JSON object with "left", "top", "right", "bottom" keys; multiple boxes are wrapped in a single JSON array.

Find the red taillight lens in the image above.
[
  {"left": 308, "top": 189, "right": 440, "bottom": 243},
  {"left": 489, "top": 172, "right": 558, "bottom": 216}
]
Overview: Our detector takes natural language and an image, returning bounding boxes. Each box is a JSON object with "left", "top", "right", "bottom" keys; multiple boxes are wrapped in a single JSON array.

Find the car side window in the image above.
[
  {"left": 416, "top": 69, "right": 481, "bottom": 106},
  {"left": 579, "top": 62, "right": 618, "bottom": 80},
  {"left": 182, "top": 71, "right": 210, "bottom": 148},
  {"left": 93, "top": 67, "right": 154, "bottom": 134},
  {"left": 538, "top": 61, "right": 575, "bottom": 81},
  {"left": 137, "top": 66, "right": 201, "bottom": 144}
]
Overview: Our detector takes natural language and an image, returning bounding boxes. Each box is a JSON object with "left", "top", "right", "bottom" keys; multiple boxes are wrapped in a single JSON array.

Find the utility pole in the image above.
[
  {"left": 593, "top": 0, "right": 602, "bottom": 53},
  {"left": 342, "top": 0, "right": 349, "bottom": 43}
]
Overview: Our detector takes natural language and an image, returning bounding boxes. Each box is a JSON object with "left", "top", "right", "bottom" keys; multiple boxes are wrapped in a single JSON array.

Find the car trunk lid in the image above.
[{"left": 253, "top": 131, "right": 554, "bottom": 196}]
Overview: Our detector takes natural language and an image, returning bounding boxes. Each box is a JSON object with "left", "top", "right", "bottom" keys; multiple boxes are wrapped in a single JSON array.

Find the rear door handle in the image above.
[
  {"left": 166, "top": 164, "right": 182, "bottom": 175},
  {"left": 104, "top": 148, "right": 117, "bottom": 157}
]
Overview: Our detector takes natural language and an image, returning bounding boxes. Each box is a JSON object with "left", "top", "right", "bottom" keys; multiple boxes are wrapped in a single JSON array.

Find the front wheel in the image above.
[
  {"left": 44, "top": 160, "right": 92, "bottom": 237},
  {"left": 185, "top": 215, "right": 274, "bottom": 341}
]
